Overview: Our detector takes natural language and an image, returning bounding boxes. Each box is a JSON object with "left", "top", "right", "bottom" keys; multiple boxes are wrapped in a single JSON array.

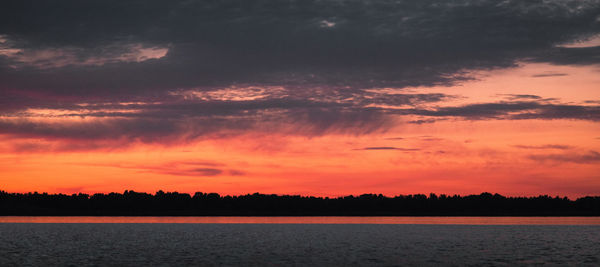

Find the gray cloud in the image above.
[
  {"left": 500, "top": 94, "right": 543, "bottom": 100},
  {"left": 228, "top": 169, "right": 246, "bottom": 176},
  {"left": 528, "top": 150, "right": 600, "bottom": 164},
  {"left": 1, "top": 95, "right": 599, "bottom": 147},
  {"left": 421, "top": 137, "right": 444, "bottom": 142},
  {"left": 1, "top": 0, "right": 600, "bottom": 148},
  {"left": 408, "top": 119, "right": 440, "bottom": 124},
  {"left": 531, "top": 73, "right": 569, "bottom": 78},
  {"left": 188, "top": 168, "right": 223, "bottom": 177},
  {"left": 407, "top": 101, "right": 600, "bottom": 121},
  {"left": 0, "top": 0, "right": 599, "bottom": 100},
  {"left": 72, "top": 160, "right": 238, "bottom": 177},
  {"left": 355, "top": 147, "right": 420, "bottom": 151},
  {"left": 513, "top": 144, "right": 573, "bottom": 150},
  {"left": 529, "top": 46, "right": 600, "bottom": 65}
]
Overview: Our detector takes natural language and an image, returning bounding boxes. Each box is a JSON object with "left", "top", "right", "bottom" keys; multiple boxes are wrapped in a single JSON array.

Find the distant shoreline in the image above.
[
  {"left": 3, "top": 215, "right": 600, "bottom": 216},
  {"left": 2, "top": 190, "right": 599, "bottom": 216}
]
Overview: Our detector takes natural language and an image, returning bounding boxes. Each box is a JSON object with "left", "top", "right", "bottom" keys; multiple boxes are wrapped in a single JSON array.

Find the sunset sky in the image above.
[{"left": 1, "top": 0, "right": 599, "bottom": 197}]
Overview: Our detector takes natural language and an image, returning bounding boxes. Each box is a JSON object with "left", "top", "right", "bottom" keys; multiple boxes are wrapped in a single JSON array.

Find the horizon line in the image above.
[{"left": 3, "top": 190, "right": 599, "bottom": 201}]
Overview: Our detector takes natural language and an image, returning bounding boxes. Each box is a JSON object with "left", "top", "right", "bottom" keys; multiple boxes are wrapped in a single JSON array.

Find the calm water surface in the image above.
[
  {"left": 1, "top": 216, "right": 600, "bottom": 224},
  {"left": 2, "top": 217, "right": 599, "bottom": 266}
]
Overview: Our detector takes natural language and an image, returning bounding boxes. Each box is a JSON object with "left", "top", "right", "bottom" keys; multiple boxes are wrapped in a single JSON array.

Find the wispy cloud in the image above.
[
  {"left": 407, "top": 119, "right": 440, "bottom": 124},
  {"left": 1, "top": 95, "right": 599, "bottom": 151},
  {"left": 499, "top": 94, "right": 543, "bottom": 100},
  {"left": 529, "top": 151, "right": 600, "bottom": 164},
  {"left": 73, "top": 160, "right": 243, "bottom": 177},
  {"left": 531, "top": 73, "right": 568, "bottom": 78},
  {"left": 513, "top": 144, "right": 573, "bottom": 150},
  {"left": 355, "top": 147, "right": 420, "bottom": 151}
]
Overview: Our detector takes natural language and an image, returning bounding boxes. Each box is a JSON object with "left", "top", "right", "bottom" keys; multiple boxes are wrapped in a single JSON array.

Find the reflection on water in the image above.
[{"left": 1, "top": 216, "right": 599, "bottom": 224}]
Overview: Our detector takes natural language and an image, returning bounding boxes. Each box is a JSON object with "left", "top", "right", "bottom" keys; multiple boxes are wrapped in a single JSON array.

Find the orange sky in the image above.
[
  {"left": 1, "top": 63, "right": 599, "bottom": 198},
  {"left": 2, "top": 1, "right": 600, "bottom": 198}
]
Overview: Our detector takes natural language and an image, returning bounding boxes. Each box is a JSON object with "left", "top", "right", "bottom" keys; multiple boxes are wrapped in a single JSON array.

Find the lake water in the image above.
[
  {"left": 1, "top": 217, "right": 599, "bottom": 266},
  {"left": 2, "top": 216, "right": 600, "bottom": 224}
]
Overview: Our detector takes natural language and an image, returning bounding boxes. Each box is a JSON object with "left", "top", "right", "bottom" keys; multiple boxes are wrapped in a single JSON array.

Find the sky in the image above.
[{"left": 1, "top": 0, "right": 599, "bottom": 197}]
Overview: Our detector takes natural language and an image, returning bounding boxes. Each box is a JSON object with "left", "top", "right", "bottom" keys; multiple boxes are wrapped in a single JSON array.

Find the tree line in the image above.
[{"left": 1, "top": 190, "right": 599, "bottom": 215}]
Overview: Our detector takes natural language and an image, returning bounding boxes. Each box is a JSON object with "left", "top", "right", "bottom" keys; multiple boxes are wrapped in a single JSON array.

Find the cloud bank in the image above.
[{"left": 1, "top": 0, "right": 599, "bottom": 149}]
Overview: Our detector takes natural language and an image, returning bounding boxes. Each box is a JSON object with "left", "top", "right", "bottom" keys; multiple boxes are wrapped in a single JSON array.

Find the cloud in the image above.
[
  {"left": 1, "top": 95, "right": 599, "bottom": 150},
  {"left": 421, "top": 137, "right": 444, "bottom": 142},
  {"left": 228, "top": 169, "right": 246, "bottom": 176},
  {"left": 0, "top": 91, "right": 455, "bottom": 144},
  {"left": 513, "top": 144, "right": 573, "bottom": 150},
  {"left": 528, "top": 150, "right": 600, "bottom": 164},
  {"left": 500, "top": 94, "right": 543, "bottom": 100},
  {"left": 497, "top": 94, "right": 560, "bottom": 102},
  {"left": 408, "top": 101, "right": 600, "bottom": 121},
  {"left": 0, "top": 41, "right": 168, "bottom": 69},
  {"left": 531, "top": 73, "right": 569, "bottom": 78},
  {"left": 0, "top": 0, "right": 599, "bottom": 99},
  {"left": 1, "top": 0, "right": 599, "bottom": 149},
  {"left": 186, "top": 168, "right": 223, "bottom": 176},
  {"left": 529, "top": 46, "right": 600, "bottom": 65},
  {"left": 75, "top": 160, "right": 240, "bottom": 177},
  {"left": 558, "top": 34, "right": 600, "bottom": 48},
  {"left": 407, "top": 119, "right": 440, "bottom": 124},
  {"left": 355, "top": 147, "right": 420, "bottom": 151},
  {"left": 144, "top": 167, "right": 224, "bottom": 177}
]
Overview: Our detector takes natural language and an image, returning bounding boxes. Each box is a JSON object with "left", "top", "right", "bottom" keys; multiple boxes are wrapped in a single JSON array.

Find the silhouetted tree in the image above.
[{"left": 0, "top": 190, "right": 598, "bottom": 216}]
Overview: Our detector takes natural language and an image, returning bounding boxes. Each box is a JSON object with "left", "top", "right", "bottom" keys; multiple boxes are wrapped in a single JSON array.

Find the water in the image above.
[
  {"left": 2, "top": 216, "right": 600, "bottom": 224},
  {"left": 1, "top": 217, "right": 599, "bottom": 266}
]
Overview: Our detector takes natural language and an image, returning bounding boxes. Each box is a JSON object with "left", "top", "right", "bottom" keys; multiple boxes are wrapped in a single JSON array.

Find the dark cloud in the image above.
[
  {"left": 531, "top": 73, "right": 569, "bottom": 78},
  {"left": 148, "top": 168, "right": 224, "bottom": 177},
  {"left": 0, "top": 0, "right": 599, "bottom": 99},
  {"left": 74, "top": 161, "right": 237, "bottom": 177},
  {"left": 176, "top": 161, "right": 225, "bottom": 167},
  {"left": 7, "top": 140, "right": 118, "bottom": 153},
  {"left": 228, "top": 169, "right": 246, "bottom": 176},
  {"left": 500, "top": 94, "right": 543, "bottom": 100},
  {"left": 0, "top": 107, "right": 394, "bottom": 143},
  {"left": 355, "top": 147, "right": 420, "bottom": 151},
  {"left": 359, "top": 93, "right": 453, "bottom": 107},
  {"left": 421, "top": 137, "right": 444, "bottom": 142},
  {"left": 189, "top": 168, "right": 223, "bottom": 176},
  {"left": 0, "top": 118, "right": 182, "bottom": 142},
  {"left": 529, "top": 46, "right": 600, "bottom": 65},
  {"left": 513, "top": 144, "right": 573, "bottom": 150},
  {"left": 408, "top": 119, "right": 439, "bottom": 124},
  {"left": 407, "top": 101, "right": 600, "bottom": 121},
  {"left": 1, "top": 0, "right": 599, "bottom": 147},
  {"left": 0, "top": 96, "right": 598, "bottom": 147},
  {"left": 528, "top": 150, "right": 600, "bottom": 164},
  {"left": 497, "top": 94, "right": 560, "bottom": 103},
  {"left": 0, "top": 91, "right": 455, "bottom": 143}
]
